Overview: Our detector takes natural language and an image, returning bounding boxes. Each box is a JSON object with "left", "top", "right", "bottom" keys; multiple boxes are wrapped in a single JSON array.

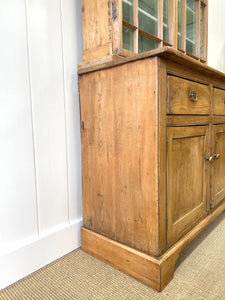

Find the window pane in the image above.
[
  {"left": 178, "top": 0, "right": 182, "bottom": 49},
  {"left": 186, "top": 0, "right": 197, "bottom": 56},
  {"left": 163, "top": 0, "right": 170, "bottom": 43},
  {"left": 122, "top": 0, "right": 133, "bottom": 24},
  {"left": 123, "top": 26, "right": 134, "bottom": 51},
  {"left": 138, "top": 0, "right": 158, "bottom": 37},
  {"left": 138, "top": 35, "right": 158, "bottom": 53},
  {"left": 200, "top": 6, "right": 204, "bottom": 59}
]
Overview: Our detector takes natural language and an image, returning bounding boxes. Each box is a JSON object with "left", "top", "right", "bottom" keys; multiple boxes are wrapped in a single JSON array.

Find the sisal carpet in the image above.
[{"left": 1, "top": 211, "right": 225, "bottom": 300}]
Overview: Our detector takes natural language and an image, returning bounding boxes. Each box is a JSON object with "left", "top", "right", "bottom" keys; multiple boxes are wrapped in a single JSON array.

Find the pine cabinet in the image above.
[
  {"left": 79, "top": 0, "right": 224, "bottom": 293},
  {"left": 79, "top": 48, "right": 225, "bottom": 291}
]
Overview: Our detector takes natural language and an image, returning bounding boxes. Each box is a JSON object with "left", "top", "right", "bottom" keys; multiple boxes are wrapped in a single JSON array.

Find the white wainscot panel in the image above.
[
  {"left": 0, "top": 219, "right": 82, "bottom": 290},
  {"left": 208, "top": 0, "right": 225, "bottom": 73},
  {"left": 60, "top": 0, "right": 83, "bottom": 222},
  {"left": 0, "top": 0, "right": 38, "bottom": 245},
  {"left": 26, "top": 0, "right": 69, "bottom": 232}
]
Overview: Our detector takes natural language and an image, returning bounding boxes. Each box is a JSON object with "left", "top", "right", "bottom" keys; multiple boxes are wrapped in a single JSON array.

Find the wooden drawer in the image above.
[
  {"left": 213, "top": 88, "right": 225, "bottom": 115},
  {"left": 168, "top": 76, "right": 211, "bottom": 115}
]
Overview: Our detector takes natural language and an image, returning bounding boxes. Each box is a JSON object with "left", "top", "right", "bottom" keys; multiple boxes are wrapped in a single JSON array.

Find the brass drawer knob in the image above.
[
  {"left": 206, "top": 155, "right": 213, "bottom": 162},
  {"left": 215, "top": 153, "right": 221, "bottom": 159},
  {"left": 189, "top": 90, "right": 198, "bottom": 102},
  {"left": 212, "top": 153, "right": 221, "bottom": 160}
]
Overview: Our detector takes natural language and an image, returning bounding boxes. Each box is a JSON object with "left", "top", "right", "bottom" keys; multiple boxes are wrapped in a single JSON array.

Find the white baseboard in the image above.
[{"left": 0, "top": 219, "right": 82, "bottom": 290}]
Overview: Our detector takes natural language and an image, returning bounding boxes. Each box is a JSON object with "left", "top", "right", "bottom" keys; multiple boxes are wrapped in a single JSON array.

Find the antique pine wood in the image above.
[
  {"left": 167, "top": 126, "right": 209, "bottom": 245},
  {"left": 212, "top": 124, "right": 225, "bottom": 208},
  {"left": 168, "top": 76, "right": 211, "bottom": 115},
  {"left": 79, "top": 48, "right": 225, "bottom": 291},
  {"left": 213, "top": 88, "right": 225, "bottom": 115},
  {"left": 79, "top": 58, "right": 160, "bottom": 256},
  {"left": 81, "top": 199, "right": 225, "bottom": 292}
]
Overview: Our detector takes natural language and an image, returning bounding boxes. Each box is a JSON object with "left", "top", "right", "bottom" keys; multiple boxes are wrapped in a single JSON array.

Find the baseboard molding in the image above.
[{"left": 0, "top": 219, "right": 82, "bottom": 290}]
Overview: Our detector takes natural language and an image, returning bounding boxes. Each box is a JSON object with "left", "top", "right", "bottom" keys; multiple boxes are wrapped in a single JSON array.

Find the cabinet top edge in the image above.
[{"left": 78, "top": 47, "right": 225, "bottom": 81}]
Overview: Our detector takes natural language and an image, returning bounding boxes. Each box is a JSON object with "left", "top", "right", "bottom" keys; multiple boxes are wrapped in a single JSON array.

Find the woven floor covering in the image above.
[{"left": 1, "top": 211, "right": 225, "bottom": 300}]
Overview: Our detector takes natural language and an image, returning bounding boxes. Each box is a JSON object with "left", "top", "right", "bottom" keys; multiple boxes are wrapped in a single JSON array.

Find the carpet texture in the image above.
[{"left": 1, "top": 211, "right": 225, "bottom": 300}]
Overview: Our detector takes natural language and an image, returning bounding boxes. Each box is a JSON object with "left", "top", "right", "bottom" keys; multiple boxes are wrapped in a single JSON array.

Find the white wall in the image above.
[
  {"left": 208, "top": 0, "right": 225, "bottom": 73},
  {"left": 0, "top": 0, "right": 83, "bottom": 290}
]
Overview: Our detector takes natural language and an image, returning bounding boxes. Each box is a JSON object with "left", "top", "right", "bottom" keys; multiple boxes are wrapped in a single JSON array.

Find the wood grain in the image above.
[
  {"left": 213, "top": 88, "right": 225, "bottom": 115},
  {"left": 79, "top": 50, "right": 225, "bottom": 291},
  {"left": 158, "top": 59, "right": 167, "bottom": 254},
  {"left": 81, "top": 199, "right": 225, "bottom": 291},
  {"left": 78, "top": 48, "right": 225, "bottom": 84},
  {"left": 212, "top": 124, "right": 225, "bottom": 207},
  {"left": 168, "top": 75, "right": 211, "bottom": 115},
  {"left": 167, "top": 126, "right": 209, "bottom": 245},
  {"left": 79, "top": 57, "right": 160, "bottom": 256},
  {"left": 81, "top": 0, "right": 113, "bottom": 62},
  {"left": 81, "top": 227, "right": 161, "bottom": 291}
]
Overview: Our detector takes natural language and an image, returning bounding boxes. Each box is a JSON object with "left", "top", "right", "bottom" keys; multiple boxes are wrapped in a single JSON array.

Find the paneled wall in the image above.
[
  {"left": 208, "top": 0, "right": 225, "bottom": 73},
  {"left": 0, "top": 0, "right": 83, "bottom": 289}
]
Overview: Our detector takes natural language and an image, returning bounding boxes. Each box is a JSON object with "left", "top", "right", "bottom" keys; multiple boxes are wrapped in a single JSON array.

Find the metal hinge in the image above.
[
  {"left": 210, "top": 198, "right": 213, "bottom": 209},
  {"left": 80, "top": 121, "right": 84, "bottom": 131}
]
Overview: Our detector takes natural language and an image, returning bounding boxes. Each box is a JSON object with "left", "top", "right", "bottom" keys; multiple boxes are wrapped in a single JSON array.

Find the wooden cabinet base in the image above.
[
  {"left": 81, "top": 201, "right": 225, "bottom": 292},
  {"left": 79, "top": 49, "right": 225, "bottom": 292}
]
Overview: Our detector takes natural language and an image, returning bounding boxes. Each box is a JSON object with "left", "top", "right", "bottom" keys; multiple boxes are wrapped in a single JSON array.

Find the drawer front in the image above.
[
  {"left": 168, "top": 76, "right": 211, "bottom": 115},
  {"left": 213, "top": 88, "right": 225, "bottom": 115}
]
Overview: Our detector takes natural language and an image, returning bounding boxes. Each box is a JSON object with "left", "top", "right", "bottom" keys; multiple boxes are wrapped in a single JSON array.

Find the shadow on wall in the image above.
[{"left": 222, "top": 43, "right": 225, "bottom": 73}]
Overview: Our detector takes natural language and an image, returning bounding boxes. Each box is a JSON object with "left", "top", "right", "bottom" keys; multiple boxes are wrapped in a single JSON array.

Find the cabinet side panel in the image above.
[
  {"left": 79, "top": 69, "right": 116, "bottom": 239},
  {"left": 113, "top": 59, "right": 159, "bottom": 255},
  {"left": 79, "top": 58, "right": 159, "bottom": 255},
  {"left": 82, "top": 0, "right": 112, "bottom": 62}
]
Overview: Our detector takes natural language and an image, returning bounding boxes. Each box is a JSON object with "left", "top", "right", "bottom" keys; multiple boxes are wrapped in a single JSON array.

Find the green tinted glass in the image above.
[
  {"left": 177, "top": 0, "right": 182, "bottom": 49},
  {"left": 138, "top": 35, "right": 158, "bottom": 53},
  {"left": 163, "top": 0, "right": 170, "bottom": 43},
  {"left": 138, "top": 0, "right": 158, "bottom": 36},
  {"left": 122, "top": 0, "right": 133, "bottom": 24},
  {"left": 200, "top": 6, "right": 204, "bottom": 59},
  {"left": 123, "top": 26, "right": 134, "bottom": 51},
  {"left": 186, "top": 0, "right": 197, "bottom": 56}
]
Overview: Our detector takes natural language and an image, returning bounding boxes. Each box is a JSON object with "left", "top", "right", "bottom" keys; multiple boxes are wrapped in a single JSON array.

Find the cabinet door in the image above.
[
  {"left": 167, "top": 126, "right": 209, "bottom": 245},
  {"left": 212, "top": 124, "right": 225, "bottom": 207}
]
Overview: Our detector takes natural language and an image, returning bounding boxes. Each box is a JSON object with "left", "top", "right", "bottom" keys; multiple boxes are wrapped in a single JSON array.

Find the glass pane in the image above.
[
  {"left": 163, "top": 0, "right": 170, "bottom": 43},
  {"left": 138, "top": 0, "right": 158, "bottom": 37},
  {"left": 177, "top": 0, "right": 182, "bottom": 49},
  {"left": 186, "top": 0, "right": 197, "bottom": 56},
  {"left": 122, "top": 0, "right": 133, "bottom": 24},
  {"left": 200, "top": 6, "right": 204, "bottom": 59},
  {"left": 123, "top": 26, "right": 134, "bottom": 51},
  {"left": 138, "top": 35, "right": 158, "bottom": 53}
]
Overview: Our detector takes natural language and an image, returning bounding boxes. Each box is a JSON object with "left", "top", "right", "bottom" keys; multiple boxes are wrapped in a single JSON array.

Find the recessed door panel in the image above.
[
  {"left": 167, "top": 126, "right": 209, "bottom": 245},
  {"left": 212, "top": 124, "right": 225, "bottom": 207}
]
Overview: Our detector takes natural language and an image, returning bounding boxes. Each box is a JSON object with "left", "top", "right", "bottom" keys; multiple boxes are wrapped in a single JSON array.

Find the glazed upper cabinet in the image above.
[{"left": 81, "top": 0, "right": 208, "bottom": 64}]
